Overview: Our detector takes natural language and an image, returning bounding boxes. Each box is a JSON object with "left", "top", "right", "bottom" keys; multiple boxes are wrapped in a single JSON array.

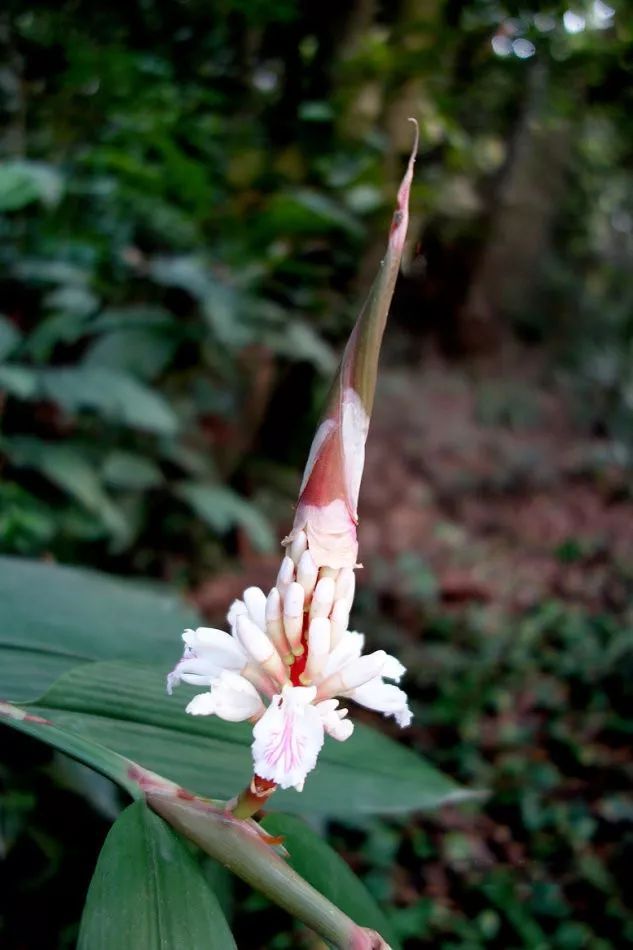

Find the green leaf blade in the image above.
[
  {"left": 78, "top": 801, "right": 236, "bottom": 950},
  {"left": 262, "top": 813, "right": 401, "bottom": 948}
]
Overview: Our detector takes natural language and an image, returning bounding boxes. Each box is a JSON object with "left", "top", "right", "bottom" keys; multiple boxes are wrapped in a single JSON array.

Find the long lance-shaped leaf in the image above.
[
  {"left": 148, "top": 790, "right": 391, "bottom": 950},
  {"left": 287, "top": 120, "right": 419, "bottom": 569},
  {"left": 0, "top": 699, "right": 146, "bottom": 798},
  {"left": 1, "top": 698, "right": 391, "bottom": 947}
]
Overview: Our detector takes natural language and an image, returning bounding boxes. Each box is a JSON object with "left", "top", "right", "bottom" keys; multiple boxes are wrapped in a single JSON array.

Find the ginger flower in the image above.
[
  {"left": 168, "top": 121, "right": 418, "bottom": 810},
  {"left": 168, "top": 530, "right": 411, "bottom": 791}
]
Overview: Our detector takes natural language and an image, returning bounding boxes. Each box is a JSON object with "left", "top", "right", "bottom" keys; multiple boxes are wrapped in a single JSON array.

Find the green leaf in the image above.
[
  {"left": 0, "top": 160, "right": 64, "bottom": 210},
  {"left": 78, "top": 802, "right": 236, "bottom": 950},
  {"left": 39, "top": 366, "right": 179, "bottom": 435},
  {"left": 2, "top": 697, "right": 385, "bottom": 950},
  {"left": 0, "top": 555, "right": 198, "bottom": 700},
  {"left": 266, "top": 319, "right": 336, "bottom": 374},
  {"left": 266, "top": 189, "right": 364, "bottom": 238},
  {"left": 0, "top": 364, "right": 179, "bottom": 435},
  {"left": 0, "top": 556, "right": 469, "bottom": 817},
  {"left": 177, "top": 482, "right": 275, "bottom": 552},
  {"left": 0, "top": 316, "right": 21, "bottom": 361},
  {"left": 262, "top": 813, "right": 401, "bottom": 947},
  {"left": 84, "top": 328, "right": 179, "bottom": 381},
  {"left": 102, "top": 450, "right": 164, "bottom": 490},
  {"left": 13, "top": 660, "right": 465, "bottom": 817},
  {"left": 149, "top": 792, "right": 375, "bottom": 950},
  {"left": 0, "top": 365, "right": 39, "bottom": 399},
  {"left": 3, "top": 439, "right": 128, "bottom": 543},
  {"left": 45, "top": 284, "right": 99, "bottom": 317}
]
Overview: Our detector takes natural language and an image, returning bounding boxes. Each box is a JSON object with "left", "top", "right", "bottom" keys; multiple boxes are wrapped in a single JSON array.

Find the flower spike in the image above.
[
  {"left": 287, "top": 119, "right": 419, "bottom": 569},
  {"left": 167, "top": 123, "right": 417, "bottom": 811}
]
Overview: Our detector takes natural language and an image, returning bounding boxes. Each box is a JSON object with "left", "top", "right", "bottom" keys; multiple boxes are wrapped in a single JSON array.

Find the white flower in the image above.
[{"left": 167, "top": 530, "right": 412, "bottom": 792}]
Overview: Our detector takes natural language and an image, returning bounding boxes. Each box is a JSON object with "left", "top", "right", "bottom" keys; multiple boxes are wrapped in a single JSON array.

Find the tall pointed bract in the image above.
[{"left": 286, "top": 119, "right": 419, "bottom": 569}]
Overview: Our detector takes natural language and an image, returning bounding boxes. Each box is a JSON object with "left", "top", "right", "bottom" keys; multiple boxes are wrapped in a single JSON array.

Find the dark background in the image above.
[{"left": 1, "top": 1, "right": 632, "bottom": 947}]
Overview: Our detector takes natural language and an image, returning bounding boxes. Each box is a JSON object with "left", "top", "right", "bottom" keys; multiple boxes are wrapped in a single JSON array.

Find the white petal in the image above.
[
  {"left": 316, "top": 699, "right": 354, "bottom": 741},
  {"left": 317, "top": 649, "right": 386, "bottom": 700},
  {"left": 329, "top": 598, "right": 350, "bottom": 647},
  {"left": 167, "top": 627, "right": 247, "bottom": 694},
  {"left": 243, "top": 586, "right": 267, "bottom": 631},
  {"left": 185, "top": 692, "right": 217, "bottom": 716},
  {"left": 227, "top": 599, "right": 248, "bottom": 630},
  {"left": 322, "top": 630, "right": 364, "bottom": 678},
  {"left": 179, "top": 671, "right": 216, "bottom": 688},
  {"left": 382, "top": 653, "right": 406, "bottom": 682},
  {"left": 276, "top": 556, "right": 295, "bottom": 598},
  {"left": 283, "top": 581, "right": 305, "bottom": 654},
  {"left": 265, "top": 586, "right": 292, "bottom": 658},
  {"left": 289, "top": 530, "right": 308, "bottom": 564},
  {"left": 184, "top": 627, "right": 247, "bottom": 667},
  {"left": 334, "top": 568, "right": 356, "bottom": 610},
  {"left": 236, "top": 614, "right": 287, "bottom": 684},
  {"left": 349, "top": 678, "right": 413, "bottom": 727},
  {"left": 211, "top": 671, "right": 265, "bottom": 721},
  {"left": 303, "top": 617, "right": 331, "bottom": 683},
  {"left": 296, "top": 550, "right": 318, "bottom": 601},
  {"left": 252, "top": 685, "right": 324, "bottom": 790},
  {"left": 185, "top": 673, "right": 265, "bottom": 721},
  {"left": 310, "top": 576, "right": 335, "bottom": 620}
]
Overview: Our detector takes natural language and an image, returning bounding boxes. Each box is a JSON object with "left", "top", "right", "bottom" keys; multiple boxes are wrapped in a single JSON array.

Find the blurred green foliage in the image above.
[
  {"left": 1, "top": 0, "right": 632, "bottom": 947},
  {"left": 2, "top": 0, "right": 632, "bottom": 571}
]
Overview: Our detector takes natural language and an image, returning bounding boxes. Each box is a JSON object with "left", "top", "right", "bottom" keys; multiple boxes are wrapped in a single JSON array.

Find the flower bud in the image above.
[{"left": 283, "top": 581, "right": 306, "bottom": 655}]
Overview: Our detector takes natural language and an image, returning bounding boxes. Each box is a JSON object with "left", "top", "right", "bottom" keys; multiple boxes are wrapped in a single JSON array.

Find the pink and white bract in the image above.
[{"left": 168, "top": 123, "right": 418, "bottom": 795}]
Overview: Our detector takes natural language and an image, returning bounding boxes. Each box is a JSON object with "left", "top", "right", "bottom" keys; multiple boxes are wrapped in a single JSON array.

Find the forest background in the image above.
[{"left": 1, "top": 0, "right": 632, "bottom": 947}]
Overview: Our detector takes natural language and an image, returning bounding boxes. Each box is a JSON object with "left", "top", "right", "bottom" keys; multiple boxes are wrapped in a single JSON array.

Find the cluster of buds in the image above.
[
  {"left": 168, "top": 120, "right": 418, "bottom": 813},
  {"left": 168, "top": 529, "right": 411, "bottom": 794}
]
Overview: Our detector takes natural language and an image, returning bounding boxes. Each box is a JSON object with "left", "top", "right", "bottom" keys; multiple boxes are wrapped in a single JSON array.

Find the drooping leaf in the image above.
[
  {"left": 0, "top": 555, "right": 198, "bottom": 700},
  {"left": 77, "top": 801, "right": 237, "bottom": 950},
  {"left": 261, "top": 812, "right": 400, "bottom": 948}
]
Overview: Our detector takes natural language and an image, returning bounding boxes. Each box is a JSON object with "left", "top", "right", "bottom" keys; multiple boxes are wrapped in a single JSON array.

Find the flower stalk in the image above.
[{"left": 148, "top": 789, "right": 391, "bottom": 949}]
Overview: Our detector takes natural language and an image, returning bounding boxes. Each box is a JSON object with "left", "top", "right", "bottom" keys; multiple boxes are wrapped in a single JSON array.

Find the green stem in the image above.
[{"left": 148, "top": 791, "right": 388, "bottom": 949}]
